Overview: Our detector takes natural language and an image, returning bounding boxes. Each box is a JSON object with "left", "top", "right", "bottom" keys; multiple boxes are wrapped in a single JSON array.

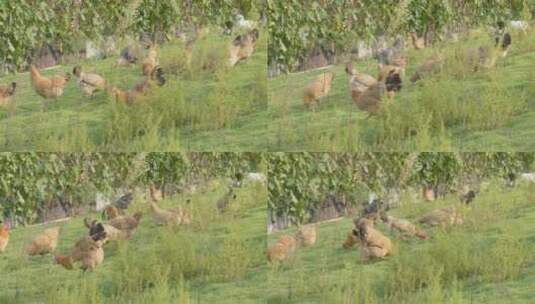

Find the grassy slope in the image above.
[
  {"left": 268, "top": 29, "right": 535, "bottom": 151},
  {"left": 0, "top": 30, "right": 267, "bottom": 152},
  {"left": 0, "top": 180, "right": 267, "bottom": 303},
  {"left": 267, "top": 182, "right": 535, "bottom": 303}
]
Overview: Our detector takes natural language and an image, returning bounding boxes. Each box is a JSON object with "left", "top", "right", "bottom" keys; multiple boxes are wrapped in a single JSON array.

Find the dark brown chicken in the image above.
[
  {"left": 0, "top": 82, "right": 16, "bottom": 107},
  {"left": 108, "top": 212, "right": 142, "bottom": 231},
  {"left": 410, "top": 54, "right": 443, "bottom": 83},
  {"left": 354, "top": 69, "right": 402, "bottom": 117},
  {"left": 112, "top": 66, "right": 166, "bottom": 104}
]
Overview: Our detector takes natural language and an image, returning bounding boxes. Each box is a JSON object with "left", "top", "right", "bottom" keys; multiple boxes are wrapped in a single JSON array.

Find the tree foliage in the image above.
[
  {"left": 268, "top": 0, "right": 532, "bottom": 72},
  {"left": 0, "top": 0, "right": 263, "bottom": 71},
  {"left": 268, "top": 152, "right": 534, "bottom": 224},
  {"left": 0, "top": 152, "right": 263, "bottom": 225}
]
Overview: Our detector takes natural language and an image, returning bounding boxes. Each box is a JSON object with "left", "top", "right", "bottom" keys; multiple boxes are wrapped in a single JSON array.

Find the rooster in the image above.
[
  {"left": 303, "top": 72, "right": 334, "bottom": 108},
  {"left": 73, "top": 66, "right": 107, "bottom": 97},
  {"left": 29, "top": 65, "right": 70, "bottom": 108},
  {"left": 229, "top": 29, "right": 259, "bottom": 66},
  {"left": 0, "top": 223, "right": 9, "bottom": 253},
  {"left": 25, "top": 227, "right": 60, "bottom": 256},
  {"left": 0, "top": 82, "right": 16, "bottom": 107},
  {"left": 55, "top": 224, "right": 107, "bottom": 271},
  {"left": 115, "top": 192, "right": 134, "bottom": 209}
]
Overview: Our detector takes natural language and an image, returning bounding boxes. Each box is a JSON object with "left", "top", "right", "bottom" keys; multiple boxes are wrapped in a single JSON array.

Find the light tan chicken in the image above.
[
  {"left": 108, "top": 212, "right": 142, "bottom": 232},
  {"left": 29, "top": 65, "right": 70, "bottom": 107},
  {"left": 0, "top": 82, "right": 16, "bottom": 107},
  {"left": 54, "top": 225, "right": 106, "bottom": 271},
  {"left": 380, "top": 213, "right": 428, "bottom": 240},
  {"left": 418, "top": 206, "right": 463, "bottom": 227},
  {"left": 73, "top": 66, "right": 107, "bottom": 97},
  {"left": 142, "top": 44, "right": 159, "bottom": 76},
  {"left": 410, "top": 32, "right": 426, "bottom": 50},
  {"left": 25, "top": 227, "right": 60, "bottom": 256},
  {"left": 267, "top": 234, "right": 297, "bottom": 262},
  {"left": 295, "top": 224, "right": 316, "bottom": 247},
  {"left": 148, "top": 199, "right": 185, "bottom": 226},
  {"left": 84, "top": 218, "right": 128, "bottom": 242},
  {"left": 148, "top": 184, "right": 191, "bottom": 225},
  {"left": 345, "top": 62, "right": 377, "bottom": 103},
  {"left": 229, "top": 29, "right": 259, "bottom": 66},
  {"left": 303, "top": 72, "right": 334, "bottom": 108},
  {"left": 0, "top": 223, "right": 9, "bottom": 253},
  {"left": 354, "top": 218, "right": 392, "bottom": 260},
  {"left": 148, "top": 184, "right": 163, "bottom": 201},
  {"left": 410, "top": 54, "right": 444, "bottom": 82}
]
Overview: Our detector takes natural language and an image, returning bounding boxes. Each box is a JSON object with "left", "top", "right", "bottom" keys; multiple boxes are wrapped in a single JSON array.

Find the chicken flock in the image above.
[
  {"left": 0, "top": 184, "right": 239, "bottom": 272},
  {"left": 0, "top": 27, "right": 259, "bottom": 111},
  {"left": 302, "top": 27, "right": 513, "bottom": 117},
  {"left": 268, "top": 189, "right": 476, "bottom": 263}
]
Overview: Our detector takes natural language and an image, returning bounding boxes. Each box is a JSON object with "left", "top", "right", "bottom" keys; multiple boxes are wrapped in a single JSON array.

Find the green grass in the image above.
[
  {"left": 0, "top": 28, "right": 267, "bottom": 152},
  {"left": 0, "top": 180, "right": 267, "bottom": 303},
  {"left": 268, "top": 29, "right": 535, "bottom": 151},
  {"left": 267, "top": 181, "right": 535, "bottom": 303}
]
